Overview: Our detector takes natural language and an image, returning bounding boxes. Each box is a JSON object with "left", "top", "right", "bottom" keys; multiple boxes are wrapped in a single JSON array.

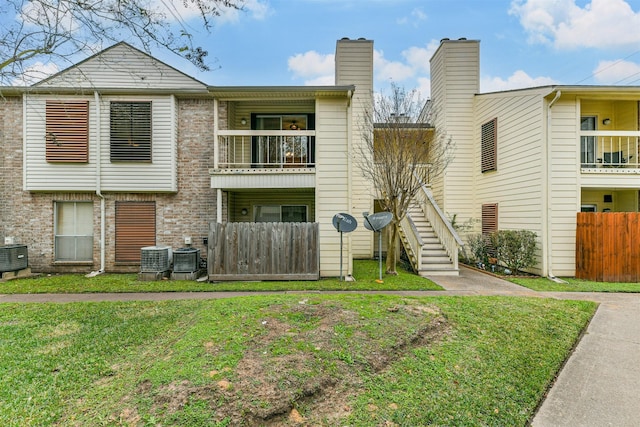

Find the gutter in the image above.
[
  {"left": 86, "top": 91, "right": 105, "bottom": 277},
  {"left": 545, "top": 90, "right": 566, "bottom": 283}
]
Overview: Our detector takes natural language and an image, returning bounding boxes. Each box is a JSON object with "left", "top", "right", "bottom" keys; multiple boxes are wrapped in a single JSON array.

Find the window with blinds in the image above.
[
  {"left": 110, "top": 101, "right": 152, "bottom": 162},
  {"left": 481, "top": 118, "right": 497, "bottom": 173},
  {"left": 45, "top": 101, "right": 89, "bottom": 163},
  {"left": 115, "top": 202, "right": 156, "bottom": 263},
  {"left": 54, "top": 202, "right": 93, "bottom": 261}
]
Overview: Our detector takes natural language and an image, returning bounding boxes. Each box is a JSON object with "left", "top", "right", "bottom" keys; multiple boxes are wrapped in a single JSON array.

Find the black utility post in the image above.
[
  {"left": 332, "top": 213, "right": 357, "bottom": 281},
  {"left": 362, "top": 212, "right": 393, "bottom": 283}
]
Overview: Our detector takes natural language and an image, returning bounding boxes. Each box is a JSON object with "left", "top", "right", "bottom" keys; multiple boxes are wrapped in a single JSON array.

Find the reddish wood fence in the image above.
[{"left": 576, "top": 212, "right": 640, "bottom": 282}]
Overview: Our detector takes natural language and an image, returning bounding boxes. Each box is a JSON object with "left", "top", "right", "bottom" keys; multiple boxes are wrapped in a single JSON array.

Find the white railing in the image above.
[
  {"left": 412, "top": 174, "right": 464, "bottom": 271},
  {"left": 400, "top": 214, "right": 424, "bottom": 268},
  {"left": 217, "top": 130, "right": 315, "bottom": 169},
  {"left": 580, "top": 131, "right": 640, "bottom": 169}
]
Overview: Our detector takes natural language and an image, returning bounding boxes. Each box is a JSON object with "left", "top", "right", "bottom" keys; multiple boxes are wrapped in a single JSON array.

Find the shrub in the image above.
[
  {"left": 466, "top": 233, "right": 491, "bottom": 269},
  {"left": 490, "top": 229, "right": 538, "bottom": 273}
]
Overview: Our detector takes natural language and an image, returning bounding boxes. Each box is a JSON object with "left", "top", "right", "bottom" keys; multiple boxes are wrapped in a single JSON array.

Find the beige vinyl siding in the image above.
[
  {"left": 549, "top": 96, "right": 581, "bottom": 276},
  {"left": 24, "top": 95, "right": 98, "bottom": 191},
  {"left": 24, "top": 94, "right": 177, "bottom": 192},
  {"left": 335, "top": 39, "right": 374, "bottom": 258},
  {"left": 474, "top": 89, "right": 548, "bottom": 274},
  {"left": 315, "top": 97, "right": 351, "bottom": 277},
  {"left": 229, "top": 191, "right": 315, "bottom": 222},
  {"left": 35, "top": 43, "right": 207, "bottom": 91},
  {"left": 429, "top": 40, "right": 479, "bottom": 224}
]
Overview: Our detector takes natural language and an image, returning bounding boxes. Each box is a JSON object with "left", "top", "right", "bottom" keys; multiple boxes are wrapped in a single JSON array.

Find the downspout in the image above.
[
  {"left": 213, "top": 98, "right": 222, "bottom": 223},
  {"left": 545, "top": 90, "right": 565, "bottom": 283},
  {"left": 87, "top": 91, "right": 105, "bottom": 277}
]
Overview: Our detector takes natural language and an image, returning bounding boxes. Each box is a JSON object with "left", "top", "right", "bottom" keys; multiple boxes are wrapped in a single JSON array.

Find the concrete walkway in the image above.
[{"left": 2, "top": 266, "right": 640, "bottom": 426}]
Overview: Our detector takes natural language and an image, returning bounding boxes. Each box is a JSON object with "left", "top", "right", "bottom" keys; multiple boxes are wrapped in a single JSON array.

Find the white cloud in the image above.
[
  {"left": 592, "top": 59, "right": 640, "bottom": 84},
  {"left": 287, "top": 39, "right": 440, "bottom": 89},
  {"left": 374, "top": 49, "right": 415, "bottom": 82},
  {"left": 12, "top": 62, "right": 60, "bottom": 86},
  {"left": 396, "top": 7, "right": 428, "bottom": 26},
  {"left": 415, "top": 76, "right": 431, "bottom": 101},
  {"left": 287, "top": 51, "right": 335, "bottom": 85},
  {"left": 510, "top": 0, "right": 640, "bottom": 49},
  {"left": 401, "top": 40, "right": 439, "bottom": 74},
  {"left": 481, "top": 70, "right": 557, "bottom": 92}
]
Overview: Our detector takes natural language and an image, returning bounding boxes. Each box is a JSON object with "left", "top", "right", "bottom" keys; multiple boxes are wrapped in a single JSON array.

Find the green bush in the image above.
[
  {"left": 466, "top": 233, "right": 491, "bottom": 268},
  {"left": 490, "top": 229, "right": 538, "bottom": 273}
]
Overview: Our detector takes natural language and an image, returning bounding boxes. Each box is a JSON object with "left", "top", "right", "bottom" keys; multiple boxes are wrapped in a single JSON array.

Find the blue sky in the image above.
[
  {"left": 15, "top": 0, "right": 640, "bottom": 99},
  {"left": 180, "top": 0, "right": 640, "bottom": 97}
]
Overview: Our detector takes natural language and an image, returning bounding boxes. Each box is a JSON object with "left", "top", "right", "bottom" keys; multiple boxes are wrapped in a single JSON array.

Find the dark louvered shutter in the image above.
[{"left": 481, "top": 118, "right": 497, "bottom": 173}]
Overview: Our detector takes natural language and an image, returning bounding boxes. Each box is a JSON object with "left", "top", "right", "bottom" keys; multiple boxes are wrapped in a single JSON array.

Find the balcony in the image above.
[
  {"left": 210, "top": 130, "right": 316, "bottom": 189},
  {"left": 580, "top": 131, "right": 640, "bottom": 171}
]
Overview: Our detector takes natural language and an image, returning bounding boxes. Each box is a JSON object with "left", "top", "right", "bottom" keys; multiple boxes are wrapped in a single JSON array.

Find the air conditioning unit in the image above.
[
  {"left": 173, "top": 248, "right": 200, "bottom": 273},
  {"left": 140, "top": 246, "right": 172, "bottom": 272},
  {"left": 0, "top": 245, "right": 29, "bottom": 272}
]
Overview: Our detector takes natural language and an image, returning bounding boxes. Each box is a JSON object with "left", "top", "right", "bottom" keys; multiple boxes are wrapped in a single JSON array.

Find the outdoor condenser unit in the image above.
[
  {"left": 140, "top": 246, "right": 172, "bottom": 273},
  {"left": 172, "top": 248, "right": 200, "bottom": 273},
  {"left": 0, "top": 244, "right": 29, "bottom": 272}
]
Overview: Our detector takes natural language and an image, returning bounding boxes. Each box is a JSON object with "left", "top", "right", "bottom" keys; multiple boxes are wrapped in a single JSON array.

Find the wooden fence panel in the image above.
[
  {"left": 208, "top": 222, "right": 319, "bottom": 281},
  {"left": 576, "top": 212, "right": 640, "bottom": 282}
]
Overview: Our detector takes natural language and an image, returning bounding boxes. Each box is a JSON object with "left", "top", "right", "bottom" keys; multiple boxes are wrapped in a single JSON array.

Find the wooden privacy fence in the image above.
[
  {"left": 208, "top": 222, "right": 319, "bottom": 281},
  {"left": 576, "top": 212, "right": 640, "bottom": 282}
]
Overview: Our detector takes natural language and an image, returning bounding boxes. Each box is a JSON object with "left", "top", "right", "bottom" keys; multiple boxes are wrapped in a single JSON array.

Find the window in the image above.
[
  {"left": 46, "top": 101, "right": 89, "bottom": 163},
  {"left": 580, "top": 116, "right": 596, "bottom": 167},
  {"left": 251, "top": 114, "right": 315, "bottom": 167},
  {"left": 54, "top": 202, "right": 93, "bottom": 261},
  {"left": 254, "top": 205, "right": 308, "bottom": 222},
  {"left": 115, "top": 202, "right": 156, "bottom": 263},
  {"left": 110, "top": 101, "right": 152, "bottom": 162},
  {"left": 481, "top": 118, "right": 497, "bottom": 173}
]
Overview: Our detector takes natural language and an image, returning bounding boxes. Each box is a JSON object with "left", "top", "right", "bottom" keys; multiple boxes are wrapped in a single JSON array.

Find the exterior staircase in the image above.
[{"left": 398, "top": 186, "right": 463, "bottom": 276}]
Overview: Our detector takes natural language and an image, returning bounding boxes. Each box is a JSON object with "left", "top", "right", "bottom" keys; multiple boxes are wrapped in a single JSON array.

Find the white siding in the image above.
[
  {"left": 474, "top": 89, "right": 548, "bottom": 274},
  {"left": 24, "top": 95, "right": 98, "bottom": 191},
  {"left": 549, "top": 96, "right": 580, "bottom": 276},
  {"left": 335, "top": 38, "right": 374, "bottom": 258},
  {"left": 35, "top": 43, "right": 207, "bottom": 91},
  {"left": 210, "top": 171, "right": 315, "bottom": 189},
  {"left": 315, "top": 97, "right": 351, "bottom": 277},
  {"left": 429, "top": 40, "right": 479, "bottom": 223},
  {"left": 24, "top": 94, "right": 177, "bottom": 192}
]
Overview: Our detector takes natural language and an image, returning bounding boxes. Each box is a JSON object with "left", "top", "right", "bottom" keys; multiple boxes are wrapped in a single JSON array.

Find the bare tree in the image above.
[
  {"left": 1, "top": 0, "right": 243, "bottom": 84},
  {"left": 358, "top": 84, "right": 452, "bottom": 275}
]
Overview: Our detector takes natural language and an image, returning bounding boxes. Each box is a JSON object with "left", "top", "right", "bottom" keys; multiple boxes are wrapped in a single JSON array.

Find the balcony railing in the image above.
[
  {"left": 580, "top": 131, "right": 640, "bottom": 169},
  {"left": 216, "top": 130, "right": 315, "bottom": 169}
]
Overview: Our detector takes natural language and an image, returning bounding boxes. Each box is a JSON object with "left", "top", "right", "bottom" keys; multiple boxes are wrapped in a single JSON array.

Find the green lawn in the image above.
[
  {"left": 0, "top": 294, "right": 596, "bottom": 426},
  {"left": 0, "top": 260, "right": 441, "bottom": 294},
  {"left": 509, "top": 276, "right": 640, "bottom": 292}
]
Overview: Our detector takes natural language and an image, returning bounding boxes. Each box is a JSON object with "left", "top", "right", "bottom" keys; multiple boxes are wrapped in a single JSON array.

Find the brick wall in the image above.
[{"left": 0, "top": 96, "right": 222, "bottom": 273}]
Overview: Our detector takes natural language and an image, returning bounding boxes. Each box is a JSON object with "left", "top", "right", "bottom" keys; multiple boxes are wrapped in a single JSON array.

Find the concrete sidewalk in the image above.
[{"left": 2, "top": 266, "right": 640, "bottom": 426}]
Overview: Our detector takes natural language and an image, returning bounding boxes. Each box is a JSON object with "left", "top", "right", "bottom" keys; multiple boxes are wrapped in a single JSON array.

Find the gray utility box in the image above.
[{"left": 0, "top": 245, "right": 28, "bottom": 272}]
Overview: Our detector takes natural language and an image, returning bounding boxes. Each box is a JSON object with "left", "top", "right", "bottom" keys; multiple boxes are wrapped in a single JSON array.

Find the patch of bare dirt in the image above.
[{"left": 130, "top": 299, "right": 450, "bottom": 426}]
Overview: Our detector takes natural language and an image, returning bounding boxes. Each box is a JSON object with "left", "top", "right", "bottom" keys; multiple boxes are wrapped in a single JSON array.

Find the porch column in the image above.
[{"left": 217, "top": 189, "right": 223, "bottom": 224}]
